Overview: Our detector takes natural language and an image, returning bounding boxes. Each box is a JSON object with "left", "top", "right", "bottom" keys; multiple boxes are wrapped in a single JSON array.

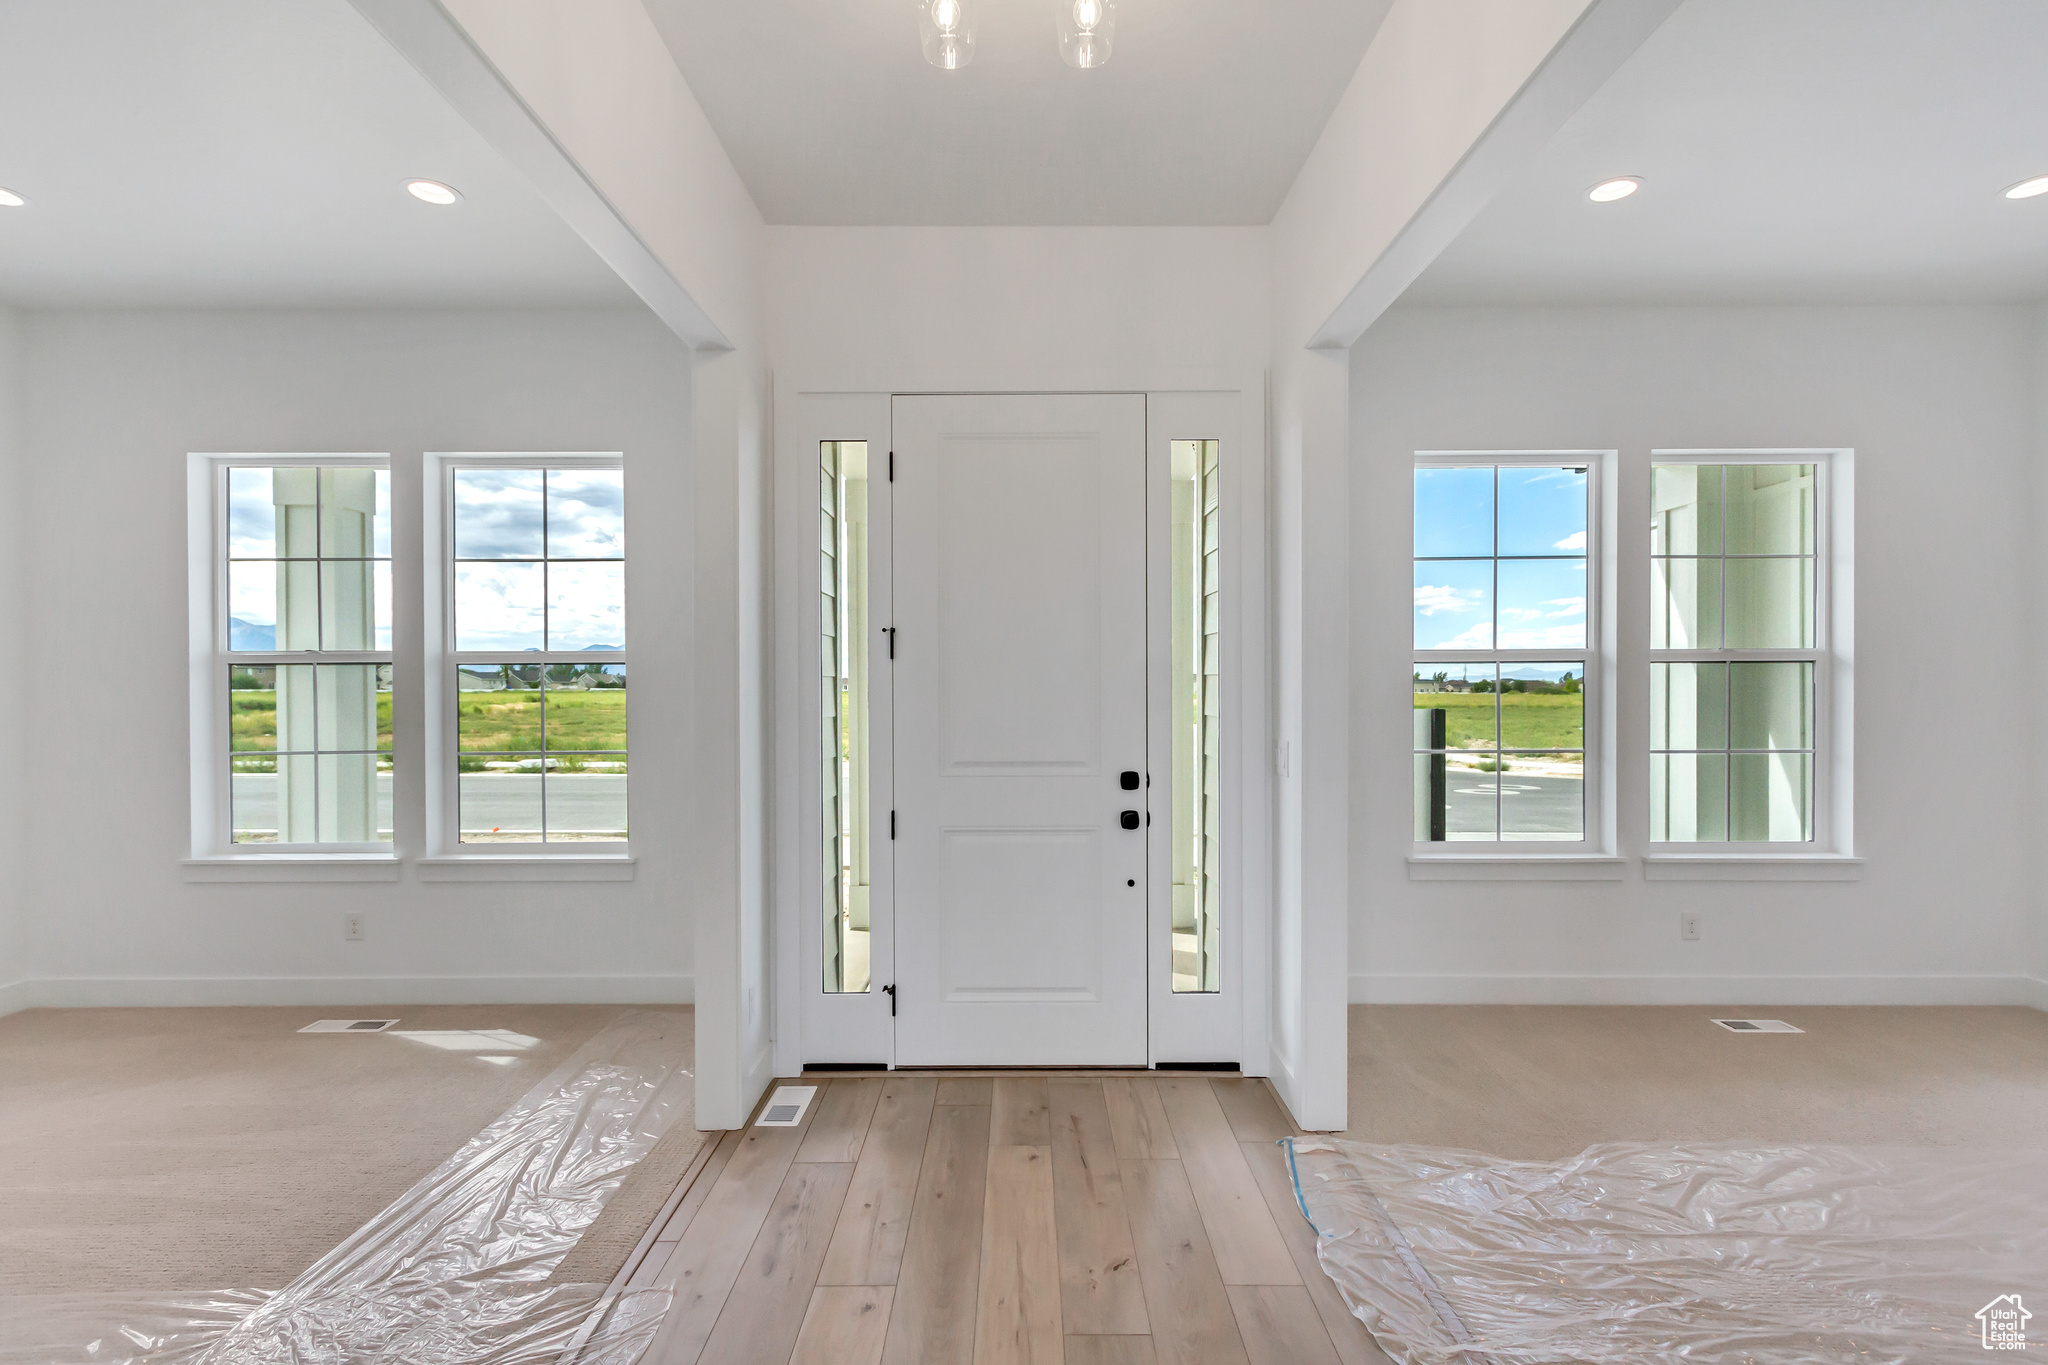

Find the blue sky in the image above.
[
  {"left": 1415, "top": 466, "right": 1587, "bottom": 650},
  {"left": 224, "top": 466, "right": 623, "bottom": 655}
]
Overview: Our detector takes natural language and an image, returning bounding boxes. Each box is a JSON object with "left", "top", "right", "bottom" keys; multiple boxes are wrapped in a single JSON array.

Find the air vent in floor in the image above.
[
  {"left": 754, "top": 1085, "right": 818, "bottom": 1127},
  {"left": 1712, "top": 1018, "right": 1803, "bottom": 1033},
  {"left": 299, "top": 1019, "right": 400, "bottom": 1033}
]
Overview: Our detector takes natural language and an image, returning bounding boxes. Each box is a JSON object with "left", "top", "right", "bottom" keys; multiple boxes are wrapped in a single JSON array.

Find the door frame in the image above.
[{"left": 771, "top": 385, "right": 1270, "bottom": 1075}]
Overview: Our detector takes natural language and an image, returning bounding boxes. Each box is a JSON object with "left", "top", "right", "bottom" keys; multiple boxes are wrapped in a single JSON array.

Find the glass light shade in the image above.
[
  {"left": 1056, "top": 0, "right": 1116, "bottom": 69},
  {"left": 917, "top": 0, "right": 976, "bottom": 69}
]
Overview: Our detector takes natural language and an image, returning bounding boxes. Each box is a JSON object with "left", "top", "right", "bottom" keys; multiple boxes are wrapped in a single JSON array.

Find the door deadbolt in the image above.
[
  {"left": 1119, "top": 770, "right": 1141, "bottom": 790},
  {"left": 1120, "top": 810, "right": 1141, "bottom": 830}
]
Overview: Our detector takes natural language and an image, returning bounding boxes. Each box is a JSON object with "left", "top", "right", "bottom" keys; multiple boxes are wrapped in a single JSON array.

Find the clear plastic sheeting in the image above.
[
  {"left": 1284, "top": 1138, "right": 2048, "bottom": 1365},
  {"left": 2, "top": 1010, "right": 693, "bottom": 1365}
]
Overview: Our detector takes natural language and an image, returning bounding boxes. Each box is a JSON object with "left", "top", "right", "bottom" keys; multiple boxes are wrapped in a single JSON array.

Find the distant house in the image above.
[{"left": 457, "top": 668, "right": 506, "bottom": 691}]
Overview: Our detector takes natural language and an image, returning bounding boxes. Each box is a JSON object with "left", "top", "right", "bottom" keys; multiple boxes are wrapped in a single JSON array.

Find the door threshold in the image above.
[{"left": 799, "top": 1063, "right": 1240, "bottom": 1077}]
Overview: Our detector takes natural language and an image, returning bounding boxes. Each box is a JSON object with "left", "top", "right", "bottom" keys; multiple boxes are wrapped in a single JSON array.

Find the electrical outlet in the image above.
[
  {"left": 1679, "top": 913, "right": 1701, "bottom": 942},
  {"left": 343, "top": 913, "right": 366, "bottom": 942}
]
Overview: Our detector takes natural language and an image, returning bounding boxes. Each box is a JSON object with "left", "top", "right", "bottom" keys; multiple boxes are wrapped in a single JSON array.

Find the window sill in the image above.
[
  {"left": 182, "top": 855, "right": 401, "bottom": 884},
  {"left": 1643, "top": 853, "right": 1862, "bottom": 882},
  {"left": 415, "top": 855, "right": 636, "bottom": 883},
  {"left": 1407, "top": 855, "right": 1628, "bottom": 882}
]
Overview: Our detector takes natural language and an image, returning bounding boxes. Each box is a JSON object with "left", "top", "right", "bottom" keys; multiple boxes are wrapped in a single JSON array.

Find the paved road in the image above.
[
  {"left": 232, "top": 773, "right": 628, "bottom": 838},
  {"left": 1441, "top": 769, "right": 1583, "bottom": 839}
]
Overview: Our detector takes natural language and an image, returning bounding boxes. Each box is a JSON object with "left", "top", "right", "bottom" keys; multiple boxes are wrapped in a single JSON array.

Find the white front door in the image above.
[{"left": 890, "top": 394, "right": 1149, "bottom": 1066}]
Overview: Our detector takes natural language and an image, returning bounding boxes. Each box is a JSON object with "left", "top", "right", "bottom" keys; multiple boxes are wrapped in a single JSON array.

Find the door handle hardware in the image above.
[
  {"left": 1119, "top": 770, "right": 1140, "bottom": 790},
  {"left": 1120, "top": 810, "right": 1140, "bottom": 830},
  {"left": 883, "top": 627, "right": 896, "bottom": 659},
  {"left": 883, "top": 984, "right": 896, "bottom": 1017}
]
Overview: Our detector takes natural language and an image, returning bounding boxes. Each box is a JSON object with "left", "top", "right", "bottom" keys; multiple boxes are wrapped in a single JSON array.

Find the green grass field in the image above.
[
  {"left": 1413, "top": 690, "right": 1583, "bottom": 753},
  {"left": 458, "top": 688, "right": 627, "bottom": 754},
  {"left": 231, "top": 691, "right": 393, "bottom": 752}
]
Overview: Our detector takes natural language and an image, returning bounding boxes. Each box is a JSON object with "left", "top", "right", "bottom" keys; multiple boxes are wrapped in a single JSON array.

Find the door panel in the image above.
[{"left": 892, "top": 394, "right": 1148, "bottom": 1066}]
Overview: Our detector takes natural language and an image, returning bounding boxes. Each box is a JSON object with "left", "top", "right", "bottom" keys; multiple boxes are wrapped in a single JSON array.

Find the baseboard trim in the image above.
[
  {"left": 1351, "top": 973, "right": 2044, "bottom": 1007},
  {"left": 0, "top": 973, "right": 693, "bottom": 1015}
]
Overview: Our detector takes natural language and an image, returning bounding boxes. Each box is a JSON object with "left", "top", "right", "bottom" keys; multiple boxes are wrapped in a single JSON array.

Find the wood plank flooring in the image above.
[{"left": 632, "top": 1076, "right": 1392, "bottom": 1365}]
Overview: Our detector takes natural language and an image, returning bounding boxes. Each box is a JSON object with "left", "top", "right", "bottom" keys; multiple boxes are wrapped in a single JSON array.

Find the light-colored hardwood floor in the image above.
[{"left": 625, "top": 1074, "right": 1392, "bottom": 1365}]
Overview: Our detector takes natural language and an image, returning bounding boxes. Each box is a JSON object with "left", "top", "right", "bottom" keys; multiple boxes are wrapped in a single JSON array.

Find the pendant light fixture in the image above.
[
  {"left": 917, "top": 0, "right": 976, "bottom": 70},
  {"left": 1056, "top": 0, "right": 1115, "bottom": 69}
]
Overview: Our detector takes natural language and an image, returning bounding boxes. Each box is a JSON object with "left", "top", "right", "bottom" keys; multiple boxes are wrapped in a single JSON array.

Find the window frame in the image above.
[
  {"left": 1409, "top": 450, "right": 1616, "bottom": 863},
  {"left": 424, "top": 452, "right": 631, "bottom": 863},
  {"left": 1646, "top": 449, "right": 1852, "bottom": 864},
  {"left": 187, "top": 452, "right": 397, "bottom": 866}
]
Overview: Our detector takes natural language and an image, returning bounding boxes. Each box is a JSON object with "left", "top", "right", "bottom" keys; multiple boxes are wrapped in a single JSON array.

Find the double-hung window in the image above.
[
  {"left": 445, "top": 459, "right": 627, "bottom": 845},
  {"left": 1649, "top": 458, "right": 1822, "bottom": 844},
  {"left": 217, "top": 460, "right": 393, "bottom": 848},
  {"left": 1412, "top": 457, "right": 1599, "bottom": 846}
]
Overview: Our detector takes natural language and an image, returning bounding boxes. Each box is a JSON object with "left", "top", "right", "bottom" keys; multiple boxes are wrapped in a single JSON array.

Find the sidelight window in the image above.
[
  {"left": 822, "top": 441, "right": 872, "bottom": 993},
  {"left": 1170, "top": 440, "right": 1221, "bottom": 992}
]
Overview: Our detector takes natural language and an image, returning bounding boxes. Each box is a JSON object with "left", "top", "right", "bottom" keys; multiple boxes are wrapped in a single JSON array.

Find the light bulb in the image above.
[
  {"left": 1587, "top": 177, "right": 1641, "bottom": 203},
  {"left": 0, "top": 187, "right": 26, "bottom": 208},
  {"left": 916, "top": 0, "right": 975, "bottom": 68},
  {"left": 2004, "top": 174, "right": 2048, "bottom": 200},
  {"left": 1055, "top": 0, "right": 1114, "bottom": 69}
]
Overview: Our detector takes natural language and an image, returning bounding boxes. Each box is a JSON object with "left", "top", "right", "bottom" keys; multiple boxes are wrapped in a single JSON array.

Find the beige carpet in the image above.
[
  {"left": 0, "top": 1003, "right": 693, "bottom": 1295},
  {"left": 1348, "top": 1003, "right": 2048, "bottom": 1157}
]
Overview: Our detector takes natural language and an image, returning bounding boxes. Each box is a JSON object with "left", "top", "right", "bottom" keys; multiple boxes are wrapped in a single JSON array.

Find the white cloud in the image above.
[
  {"left": 1544, "top": 596, "right": 1586, "bottom": 619},
  {"left": 1415, "top": 584, "right": 1483, "bottom": 616},
  {"left": 1430, "top": 620, "right": 1497, "bottom": 650},
  {"left": 1497, "top": 623, "right": 1588, "bottom": 649},
  {"left": 1552, "top": 530, "right": 1587, "bottom": 551}
]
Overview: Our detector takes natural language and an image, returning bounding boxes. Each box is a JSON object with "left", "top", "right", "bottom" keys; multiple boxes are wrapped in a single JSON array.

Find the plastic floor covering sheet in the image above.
[
  {"left": 1, "top": 1010, "right": 693, "bottom": 1365},
  {"left": 1284, "top": 1138, "right": 2048, "bottom": 1364}
]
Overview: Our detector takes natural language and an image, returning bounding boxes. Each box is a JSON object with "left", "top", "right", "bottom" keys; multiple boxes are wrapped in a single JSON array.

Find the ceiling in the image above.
[
  {"left": 0, "top": 0, "right": 635, "bottom": 309},
  {"left": 642, "top": 0, "right": 1395, "bottom": 226},
  {"left": 1402, "top": 0, "right": 2048, "bottom": 306}
]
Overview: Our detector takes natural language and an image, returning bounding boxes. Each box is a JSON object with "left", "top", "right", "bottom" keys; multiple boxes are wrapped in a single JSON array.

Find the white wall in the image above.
[
  {"left": 9, "top": 306, "right": 698, "bottom": 1008},
  {"left": 2034, "top": 304, "right": 2048, "bottom": 1009},
  {"left": 767, "top": 227, "right": 1269, "bottom": 390},
  {"left": 0, "top": 307, "right": 24, "bottom": 1008},
  {"left": 1353, "top": 303, "right": 2041, "bottom": 1004}
]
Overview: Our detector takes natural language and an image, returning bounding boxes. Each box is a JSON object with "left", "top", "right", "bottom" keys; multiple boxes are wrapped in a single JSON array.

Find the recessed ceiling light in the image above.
[
  {"left": 0, "top": 187, "right": 27, "bottom": 208},
  {"left": 2003, "top": 174, "right": 2048, "bottom": 200},
  {"left": 405, "top": 179, "right": 461, "bottom": 206},
  {"left": 1587, "top": 177, "right": 1642, "bottom": 203}
]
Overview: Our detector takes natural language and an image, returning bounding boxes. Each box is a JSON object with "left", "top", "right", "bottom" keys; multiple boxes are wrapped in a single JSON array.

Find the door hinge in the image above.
[
  {"left": 890, "top": 810, "right": 896, "bottom": 840},
  {"left": 883, "top": 984, "right": 896, "bottom": 1016},
  {"left": 883, "top": 626, "right": 896, "bottom": 659},
  {"left": 888, "top": 450, "right": 894, "bottom": 481}
]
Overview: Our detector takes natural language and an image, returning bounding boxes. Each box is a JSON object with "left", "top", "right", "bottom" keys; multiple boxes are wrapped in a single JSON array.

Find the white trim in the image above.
[
  {"left": 772, "top": 395, "right": 895, "bottom": 1074},
  {"left": 415, "top": 855, "right": 635, "bottom": 882},
  {"left": 1351, "top": 973, "right": 2040, "bottom": 1007},
  {"left": 0, "top": 973, "right": 690, "bottom": 1014},
  {"left": 182, "top": 856, "right": 401, "bottom": 883},
  {"left": 1643, "top": 854, "right": 1862, "bottom": 882},
  {"left": 1405, "top": 855, "right": 1627, "bottom": 882}
]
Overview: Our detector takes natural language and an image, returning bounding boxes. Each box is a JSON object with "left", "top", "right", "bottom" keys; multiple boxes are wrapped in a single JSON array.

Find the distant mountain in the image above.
[{"left": 230, "top": 618, "right": 275, "bottom": 651}]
